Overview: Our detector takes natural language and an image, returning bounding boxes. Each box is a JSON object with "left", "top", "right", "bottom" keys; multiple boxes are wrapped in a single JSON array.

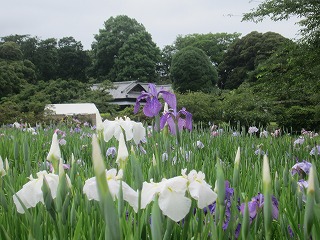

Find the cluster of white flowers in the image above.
[
  {"left": 103, "top": 116, "right": 145, "bottom": 145},
  {"left": 83, "top": 168, "right": 138, "bottom": 211},
  {"left": 13, "top": 119, "right": 216, "bottom": 223},
  {"left": 141, "top": 169, "right": 217, "bottom": 222},
  {"left": 83, "top": 168, "right": 217, "bottom": 222},
  {"left": 13, "top": 133, "right": 70, "bottom": 213}
]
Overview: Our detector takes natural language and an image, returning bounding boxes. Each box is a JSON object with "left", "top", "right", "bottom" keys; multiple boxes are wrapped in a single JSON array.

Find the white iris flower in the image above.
[
  {"left": 13, "top": 171, "right": 59, "bottom": 214},
  {"left": 141, "top": 169, "right": 217, "bottom": 222},
  {"left": 46, "top": 132, "right": 61, "bottom": 163},
  {"left": 83, "top": 168, "right": 138, "bottom": 212},
  {"left": 103, "top": 117, "right": 145, "bottom": 144}
]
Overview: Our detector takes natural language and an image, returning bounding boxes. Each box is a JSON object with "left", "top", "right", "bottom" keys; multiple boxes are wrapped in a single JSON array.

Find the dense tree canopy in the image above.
[
  {"left": 170, "top": 46, "right": 218, "bottom": 93},
  {"left": 174, "top": 32, "right": 241, "bottom": 66},
  {"left": 1, "top": 35, "right": 91, "bottom": 82},
  {"left": 160, "top": 33, "right": 240, "bottom": 82},
  {"left": 92, "top": 15, "right": 159, "bottom": 81},
  {"left": 249, "top": 43, "right": 320, "bottom": 130},
  {"left": 176, "top": 91, "right": 223, "bottom": 124},
  {"left": 0, "top": 42, "right": 36, "bottom": 97},
  {"left": 218, "top": 31, "right": 290, "bottom": 89},
  {"left": 111, "top": 31, "right": 161, "bottom": 82},
  {"left": 221, "top": 83, "right": 273, "bottom": 127},
  {"left": 33, "top": 38, "right": 58, "bottom": 81},
  {"left": 57, "top": 37, "right": 91, "bottom": 81},
  {"left": 242, "top": 0, "right": 320, "bottom": 46},
  {"left": 0, "top": 41, "right": 23, "bottom": 60}
]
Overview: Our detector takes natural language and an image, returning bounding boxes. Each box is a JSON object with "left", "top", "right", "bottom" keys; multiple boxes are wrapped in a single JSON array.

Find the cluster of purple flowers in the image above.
[
  {"left": 291, "top": 160, "right": 312, "bottom": 177},
  {"left": 310, "top": 145, "right": 320, "bottom": 155},
  {"left": 203, "top": 181, "right": 279, "bottom": 238},
  {"left": 55, "top": 129, "right": 67, "bottom": 145},
  {"left": 271, "top": 129, "right": 281, "bottom": 137},
  {"left": 301, "top": 128, "right": 319, "bottom": 138},
  {"left": 204, "top": 181, "right": 234, "bottom": 230},
  {"left": 239, "top": 193, "right": 279, "bottom": 222},
  {"left": 291, "top": 160, "right": 312, "bottom": 195},
  {"left": 293, "top": 136, "right": 305, "bottom": 146},
  {"left": 134, "top": 83, "right": 192, "bottom": 135},
  {"left": 106, "top": 147, "right": 117, "bottom": 158},
  {"left": 248, "top": 126, "right": 259, "bottom": 134}
]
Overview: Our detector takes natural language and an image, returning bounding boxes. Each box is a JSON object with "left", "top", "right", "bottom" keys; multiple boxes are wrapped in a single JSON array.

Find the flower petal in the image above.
[
  {"left": 132, "top": 122, "right": 146, "bottom": 145},
  {"left": 188, "top": 181, "right": 217, "bottom": 208},
  {"left": 13, "top": 171, "right": 59, "bottom": 214},
  {"left": 122, "top": 181, "right": 139, "bottom": 212},
  {"left": 83, "top": 176, "right": 99, "bottom": 201},
  {"left": 143, "top": 97, "right": 162, "bottom": 117},
  {"left": 148, "top": 84, "right": 158, "bottom": 97},
  {"left": 116, "top": 132, "right": 129, "bottom": 166},
  {"left": 159, "top": 91, "right": 176, "bottom": 110},
  {"left": 103, "top": 120, "right": 117, "bottom": 142},
  {"left": 141, "top": 181, "right": 161, "bottom": 209},
  {"left": 158, "top": 187, "right": 191, "bottom": 222},
  {"left": 47, "top": 133, "right": 61, "bottom": 162}
]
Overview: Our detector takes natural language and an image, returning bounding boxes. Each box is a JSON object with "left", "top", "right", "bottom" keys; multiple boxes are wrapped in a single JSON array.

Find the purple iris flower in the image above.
[
  {"left": 288, "top": 225, "right": 294, "bottom": 238},
  {"left": 254, "top": 148, "right": 265, "bottom": 155},
  {"left": 46, "top": 161, "right": 70, "bottom": 173},
  {"left": 106, "top": 147, "right": 117, "bottom": 158},
  {"left": 240, "top": 193, "right": 279, "bottom": 222},
  {"left": 235, "top": 223, "right": 241, "bottom": 239},
  {"left": 248, "top": 126, "right": 259, "bottom": 134},
  {"left": 291, "top": 160, "right": 312, "bottom": 176},
  {"left": 293, "top": 137, "right": 305, "bottom": 146},
  {"left": 58, "top": 138, "right": 67, "bottom": 146},
  {"left": 134, "top": 83, "right": 176, "bottom": 117},
  {"left": 310, "top": 145, "right": 320, "bottom": 155},
  {"left": 204, "top": 181, "right": 234, "bottom": 230},
  {"left": 160, "top": 107, "right": 192, "bottom": 135}
]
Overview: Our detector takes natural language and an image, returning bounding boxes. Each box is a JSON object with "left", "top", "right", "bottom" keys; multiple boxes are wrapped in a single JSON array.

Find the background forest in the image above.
[{"left": 0, "top": 1, "right": 319, "bottom": 132}]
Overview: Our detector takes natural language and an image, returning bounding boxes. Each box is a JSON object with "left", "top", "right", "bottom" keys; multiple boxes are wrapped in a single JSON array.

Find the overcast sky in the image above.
[{"left": 1, "top": 0, "right": 301, "bottom": 50}]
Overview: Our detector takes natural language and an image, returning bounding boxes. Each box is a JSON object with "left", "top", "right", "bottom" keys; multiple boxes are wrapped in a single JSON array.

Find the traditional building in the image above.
[{"left": 92, "top": 81, "right": 173, "bottom": 107}]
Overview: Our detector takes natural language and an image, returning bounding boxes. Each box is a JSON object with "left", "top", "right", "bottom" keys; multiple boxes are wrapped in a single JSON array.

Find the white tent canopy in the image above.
[
  {"left": 45, "top": 103, "right": 99, "bottom": 115},
  {"left": 45, "top": 103, "right": 100, "bottom": 124}
]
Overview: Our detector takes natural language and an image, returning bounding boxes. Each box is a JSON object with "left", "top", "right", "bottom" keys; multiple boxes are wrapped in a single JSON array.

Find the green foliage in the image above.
[
  {"left": 1, "top": 118, "right": 320, "bottom": 238},
  {"left": 1, "top": 34, "right": 38, "bottom": 62},
  {"left": 279, "top": 106, "right": 319, "bottom": 132},
  {"left": 92, "top": 15, "right": 149, "bottom": 80},
  {"left": 116, "top": 106, "right": 151, "bottom": 124},
  {"left": 1, "top": 35, "right": 91, "bottom": 82},
  {"left": 159, "top": 33, "right": 240, "bottom": 83},
  {"left": 218, "top": 31, "right": 290, "bottom": 89},
  {"left": 248, "top": 43, "right": 320, "bottom": 131},
  {"left": 242, "top": 0, "right": 320, "bottom": 46},
  {"left": 111, "top": 31, "right": 161, "bottom": 82},
  {"left": 85, "top": 80, "right": 118, "bottom": 114},
  {"left": 0, "top": 57, "right": 35, "bottom": 98},
  {"left": 0, "top": 42, "right": 23, "bottom": 60},
  {"left": 0, "top": 79, "right": 115, "bottom": 125},
  {"left": 171, "top": 46, "right": 218, "bottom": 93},
  {"left": 174, "top": 32, "right": 241, "bottom": 66},
  {"left": 221, "top": 84, "right": 273, "bottom": 127},
  {"left": 33, "top": 38, "right": 58, "bottom": 81},
  {"left": 176, "top": 91, "right": 223, "bottom": 123},
  {"left": 57, "top": 37, "right": 91, "bottom": 81}
]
